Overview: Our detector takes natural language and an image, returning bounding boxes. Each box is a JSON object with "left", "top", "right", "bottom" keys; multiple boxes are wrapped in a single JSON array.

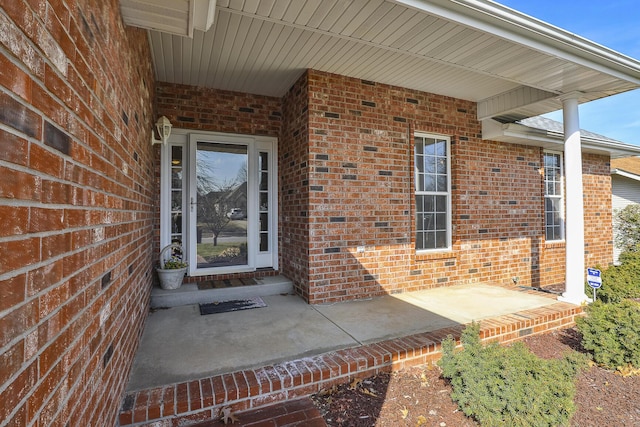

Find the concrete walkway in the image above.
[{"left": 126, "top": 284, "right": 556, "bottom": 391}]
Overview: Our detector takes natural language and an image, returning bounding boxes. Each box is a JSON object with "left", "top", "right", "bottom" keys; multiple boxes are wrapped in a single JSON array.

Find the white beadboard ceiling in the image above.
[{"left": 122, "top": 0, "right": 640, "bottom": 121}]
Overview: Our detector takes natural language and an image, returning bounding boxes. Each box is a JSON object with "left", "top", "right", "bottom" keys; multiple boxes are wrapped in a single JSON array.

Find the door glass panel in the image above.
[
  {"left": 170, "top": 146, "right": 184, "bottom": 246},
  {"left": 258, "top": 152, "right": 269, "bottom": 252},
  {"left": 196, "top": 142, "right": 248, "bottom": 268}
]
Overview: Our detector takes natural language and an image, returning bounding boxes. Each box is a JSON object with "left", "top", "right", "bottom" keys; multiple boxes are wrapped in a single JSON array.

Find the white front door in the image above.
[{"left": 161, "top": 130, "right": 278, "bottom": 276}]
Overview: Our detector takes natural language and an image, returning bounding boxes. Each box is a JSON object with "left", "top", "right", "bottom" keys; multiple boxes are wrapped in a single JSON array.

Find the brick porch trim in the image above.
[{"left": 119, "top": 301, "right": 583, "bottom": 426}]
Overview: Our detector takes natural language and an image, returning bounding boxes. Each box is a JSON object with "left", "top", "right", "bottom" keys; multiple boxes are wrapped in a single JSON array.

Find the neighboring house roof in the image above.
[
  {"left": 122, "top": 0, "right": 640, "bottom": 124},
  {"left": 483, "top": 115, "right": 640, "bottom": 159},
  {"left": 611, "top": 156, "right": 640, "bottom": 181}
]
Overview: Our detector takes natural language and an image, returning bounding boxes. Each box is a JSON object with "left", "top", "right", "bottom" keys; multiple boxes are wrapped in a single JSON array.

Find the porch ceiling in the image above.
[{"left": 125, "top": 0, "right": 640, "bottom": 121}]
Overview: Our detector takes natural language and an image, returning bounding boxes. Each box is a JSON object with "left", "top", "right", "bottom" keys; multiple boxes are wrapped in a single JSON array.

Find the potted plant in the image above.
[{"left": 156, "top": 243, "right": 188, "bottom": 290}]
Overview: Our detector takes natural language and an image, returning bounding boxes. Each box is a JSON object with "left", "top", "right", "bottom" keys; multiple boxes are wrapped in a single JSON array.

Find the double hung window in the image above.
[
  {"left": 544, "top": 151, "right": 564, "bottom": 241},
  {"left": 414, "top": 134, "right": 451, "bottom": 251}
]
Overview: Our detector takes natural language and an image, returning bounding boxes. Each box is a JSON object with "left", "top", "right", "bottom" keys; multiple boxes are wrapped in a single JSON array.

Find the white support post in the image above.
[{"left": 558, "top": 93, "right": 590, "bottom": 305}]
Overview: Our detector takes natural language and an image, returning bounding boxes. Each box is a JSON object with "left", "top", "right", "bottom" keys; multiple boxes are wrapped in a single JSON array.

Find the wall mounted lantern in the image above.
[{"left": 151, "top": 116, "right": 172, "bottom": 145}]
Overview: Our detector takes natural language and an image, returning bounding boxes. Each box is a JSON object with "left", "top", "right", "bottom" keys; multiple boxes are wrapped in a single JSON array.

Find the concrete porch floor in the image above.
[{"left": 120, "top": 283, "right": 584, "bottom": 426}]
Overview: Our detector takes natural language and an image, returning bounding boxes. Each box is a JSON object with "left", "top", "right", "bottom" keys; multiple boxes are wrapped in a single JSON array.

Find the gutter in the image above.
[
  {"left": 611, "top": 169, "right": 640, "bottom": 182},
  {"left": 482, "top": 119, "right": 640, "bottom": 159}
]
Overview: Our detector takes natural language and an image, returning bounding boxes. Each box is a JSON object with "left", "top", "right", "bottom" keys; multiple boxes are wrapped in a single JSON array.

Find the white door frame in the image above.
[{"left": 160, "top": 129, "right": 278, "bottom": 276}]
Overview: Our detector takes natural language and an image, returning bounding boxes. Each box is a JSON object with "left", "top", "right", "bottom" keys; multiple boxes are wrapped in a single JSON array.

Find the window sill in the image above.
[
  {"left": 415, "top": 250, "right": 456, "bottom": 262},
  {"left": 545, "top": 240, "right": 566, "bottom": 249}
]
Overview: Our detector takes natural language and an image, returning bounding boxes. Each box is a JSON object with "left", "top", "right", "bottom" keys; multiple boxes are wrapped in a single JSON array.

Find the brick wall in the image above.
[
  {"left": 299, "top": 70, "right": 613, "bottom": 303},
  {"left": 155, "top": 82, "right": 282, "bottom": 137},
  {"left": 0, "top": 1, "right": 155, "bottom": 426},
  {"left": 583, "top": 153, "right": 614, "bottom": 268},
  {"left": 280, "top": 71, "right": 311, "bottom": 299}
]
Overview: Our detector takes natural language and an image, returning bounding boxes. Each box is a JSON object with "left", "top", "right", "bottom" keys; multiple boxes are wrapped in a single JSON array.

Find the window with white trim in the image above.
[
  {"left": 544, "top": 151, "right": 564, "bottom": 241},
  {"left": 415, "top": 134, "right": 451, "bottom": 251}
]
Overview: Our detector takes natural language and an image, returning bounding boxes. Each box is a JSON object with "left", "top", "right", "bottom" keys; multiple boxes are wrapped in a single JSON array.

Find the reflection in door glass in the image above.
[{"left": 195, "top": 142, "right": 248, "bottom": 268}]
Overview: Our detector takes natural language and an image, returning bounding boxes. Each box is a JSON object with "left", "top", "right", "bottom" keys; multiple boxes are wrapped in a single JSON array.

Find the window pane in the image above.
[
  {"left": 424, "top": 157, "right": 436, "bottom": 174},
  {"left": 416, "top": 155, "right": 424, "bottom": 173},
  {"left": 416, "top": 213, "right": 425, "bottom": 231},
  {"left": 424, "top": 213, "right": 435, "bottom": 230},
  {"left": 259, "top": 233, "right": 269, "bottom": 252},
  {"left": 436, "top": 176, "right": 447, "bottom": 192},
  {"left": 258, "top": 213, "right": 267, "bottom": 232},
  {"left": 259, "top": 192, "right": 268, "bottom": 211},
  {"left": 259, "top": 172, "right": 268, "bottom": 191},
  {"left": 424, "top": 195, "right": 435, "bottom": 212},
  {"left": 435, "top": 195, "right": 446, "bottom": 212},
  {"left": 424, "top": 175, "right": 436, "bottom": 192},
  {"left": 435, "top": 140, "right": 446, "bottom": 156},
  {"left": 435, "top": 231, "right": 447, "bottom": 249},
  {"left": 424, "top": 141, "right": 435, "bottom": 155},
  {"left": 425, "top": 231, "right": 435, "bottom": 249}
]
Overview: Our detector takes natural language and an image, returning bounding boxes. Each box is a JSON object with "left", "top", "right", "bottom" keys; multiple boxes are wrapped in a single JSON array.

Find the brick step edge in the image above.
[{"left": 119, "top": 302, "right": 583, "bottom": 426}]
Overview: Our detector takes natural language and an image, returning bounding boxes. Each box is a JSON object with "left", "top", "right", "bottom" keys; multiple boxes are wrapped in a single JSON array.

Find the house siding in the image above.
[
  {"left": 611, "top": 174, "right": 639, "bottom": 262},
  {"left": 299, "top": 70, "right": 613, "bottom": 303},
  {"left": 0, "top": 1, "right": 155, "bottom": 426}
]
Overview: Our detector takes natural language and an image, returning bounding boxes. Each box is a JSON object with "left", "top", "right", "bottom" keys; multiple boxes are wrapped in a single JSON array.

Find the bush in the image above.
[
  {"left": 614, "top": 204, "right": 640, "bottom": 254},
  {"left": 439, "top": 323, "right": 587, "bottom": 427},
  {"left": 588, "top": 251, "right": 640, "bottom": 303},
  {"left": 576, "top": 300, "right": 640, "bottom": 370}
]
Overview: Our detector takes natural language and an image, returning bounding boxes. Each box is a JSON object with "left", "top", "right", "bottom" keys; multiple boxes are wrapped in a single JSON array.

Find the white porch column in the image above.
[{"left": 558, "top": 93, "right": 589, "bottom": 304}]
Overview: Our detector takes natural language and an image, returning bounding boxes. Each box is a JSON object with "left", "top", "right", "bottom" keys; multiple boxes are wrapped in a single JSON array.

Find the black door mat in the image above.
[
  {"left": 199, "top": 297, "right": 266, "bottom": 315},
  {"left": 197, "top": 278, "right": 258, "bottom": 290}
]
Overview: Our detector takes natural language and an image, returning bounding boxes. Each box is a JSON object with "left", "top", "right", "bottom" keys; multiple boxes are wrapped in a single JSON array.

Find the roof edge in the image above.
[
  {"left": 392, "top": 0, "right": 640, "bottom": 85},
  {"left": 482, "top": 119, "right": 640, "bottom": 159},
  {"left": 612, "top": 169, "right": 640, "bottom": 181}
]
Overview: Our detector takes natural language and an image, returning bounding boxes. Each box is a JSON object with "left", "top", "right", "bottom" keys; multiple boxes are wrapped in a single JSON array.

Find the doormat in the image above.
[
  {"left": 197, "top": 278, "right": 258, "bottom": 290},
  {"left": 199, "top": 297, "right": 266, "bottom": 315}
]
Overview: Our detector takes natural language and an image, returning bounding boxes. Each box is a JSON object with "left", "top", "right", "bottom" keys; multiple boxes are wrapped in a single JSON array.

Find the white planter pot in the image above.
[{"left": 156, "top": 267, "right": 187, "bottom": 290}]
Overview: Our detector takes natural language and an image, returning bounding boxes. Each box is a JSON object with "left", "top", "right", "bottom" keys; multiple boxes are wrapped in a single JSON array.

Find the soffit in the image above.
[{"left": 136, "top": 0, "right": 640, "bottom": 119}]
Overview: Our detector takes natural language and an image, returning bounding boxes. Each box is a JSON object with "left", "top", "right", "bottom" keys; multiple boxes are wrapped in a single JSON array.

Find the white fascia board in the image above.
[
  {"left": 391, "top": 0, "right": 640, "bottom": 85},
  {"left": 612, "top": 169, "right": 640, "bottom": 182}
]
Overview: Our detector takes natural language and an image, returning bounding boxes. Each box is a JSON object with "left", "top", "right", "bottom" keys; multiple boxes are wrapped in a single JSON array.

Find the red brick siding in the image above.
[
  {"left": 280, "top": 71, "right": 312, "bottom": 299},
  {"left": 300, "top": 70, "right": 613, "bottom": 303},
  {"left": 0, "top": 1, "right": 155, "bottom": 426},
  {"left": 155, "top": 82, "right": 282, "bottom": 137},
  {"left": 583, "top": 153, "right": 613, "bottom": 268}
]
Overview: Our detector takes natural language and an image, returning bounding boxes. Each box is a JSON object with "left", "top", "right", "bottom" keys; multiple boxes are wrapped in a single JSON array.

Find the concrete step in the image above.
[{"left": 150, "top": 274, "right": 294, "bottom": 308}]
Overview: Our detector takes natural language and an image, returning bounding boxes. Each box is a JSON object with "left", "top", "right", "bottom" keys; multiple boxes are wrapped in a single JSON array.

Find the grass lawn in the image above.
[{"left": 197, "top": 242, "right": 243, "bottom": 258}]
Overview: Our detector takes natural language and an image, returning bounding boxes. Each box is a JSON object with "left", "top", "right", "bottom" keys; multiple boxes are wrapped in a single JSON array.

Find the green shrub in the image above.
[
  {"left": 576, "top": 300, "right": 640, "bottom": 370},
  {"left": 614, "top": 204, "right": 640, "bottom": 254},
  {"left": 439, "top": 323, "right": 587, "bottom": 427},
  {"left": 587, "top": 251, "right": 640, "bottom": 303}
]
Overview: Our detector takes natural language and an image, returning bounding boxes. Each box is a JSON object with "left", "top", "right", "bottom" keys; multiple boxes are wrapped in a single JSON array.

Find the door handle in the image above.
[{"left": 190, "top": 197, "right": 197, "bottom": 212}]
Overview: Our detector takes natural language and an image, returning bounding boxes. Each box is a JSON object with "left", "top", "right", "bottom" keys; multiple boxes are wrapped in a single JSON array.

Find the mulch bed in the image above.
[{"left": 312, "top": 327, "right": 640, "bottom": 426}]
